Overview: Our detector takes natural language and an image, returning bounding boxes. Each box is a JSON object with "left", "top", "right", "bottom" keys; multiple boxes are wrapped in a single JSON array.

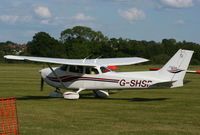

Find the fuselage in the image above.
[{"left": 39, "top": 65, "right": 168, "bottom": 90}]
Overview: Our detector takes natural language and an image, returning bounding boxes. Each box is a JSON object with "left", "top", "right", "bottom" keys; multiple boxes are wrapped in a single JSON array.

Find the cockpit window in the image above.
[
  {"left": 100, "top": 66, "right": 111, "bottom": 73},
  {"left": 60, "top": 65, "right": 68, "bottom": 71},
  {"left": 85, "top": 67, "right": 99, "bottom": 75}
]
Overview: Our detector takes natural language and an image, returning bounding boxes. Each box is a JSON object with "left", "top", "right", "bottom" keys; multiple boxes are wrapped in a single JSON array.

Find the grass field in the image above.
[{"left": 1, "top": 64, "right": 200, "bottom": 135}]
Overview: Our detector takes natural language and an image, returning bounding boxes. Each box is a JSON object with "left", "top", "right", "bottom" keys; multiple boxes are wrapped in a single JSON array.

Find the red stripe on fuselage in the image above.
[{"left": 47, "top": 75, "right": 119, "bottom": 83}]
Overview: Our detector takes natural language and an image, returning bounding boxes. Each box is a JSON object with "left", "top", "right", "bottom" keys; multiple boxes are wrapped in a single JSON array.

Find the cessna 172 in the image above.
[{"left": 4, "top": 49, "right": 193, "bottom": 99}]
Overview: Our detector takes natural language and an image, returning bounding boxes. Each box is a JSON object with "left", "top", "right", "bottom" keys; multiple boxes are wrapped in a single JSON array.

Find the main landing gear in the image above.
[{"left": 93, "top": 90, "right": 109, "bottom": 98}]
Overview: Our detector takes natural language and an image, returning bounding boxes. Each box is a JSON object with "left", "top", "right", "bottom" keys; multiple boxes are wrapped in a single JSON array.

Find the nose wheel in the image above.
[
  {"left": 63, "top": 88, "right": 85, "bottom": 100},
  {"left": 63, "top": 92, "right": 80, "bottom": 99}
]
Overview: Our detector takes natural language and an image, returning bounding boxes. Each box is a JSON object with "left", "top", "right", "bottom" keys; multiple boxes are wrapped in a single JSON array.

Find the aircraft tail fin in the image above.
[{"left": 158, "top": 49, "right": 193, "bottom": 88}]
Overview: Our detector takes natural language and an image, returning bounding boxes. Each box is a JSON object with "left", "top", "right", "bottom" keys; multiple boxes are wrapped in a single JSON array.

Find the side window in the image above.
[
  {"left": 85, "top": 67, "right": 99, "bottom": 75},
  {"left": 85, "top": 67, "right": 91, "bottom": 74},
  {"left": 77, "top": 66, "right": 83, "bottom": 73},
  {"left": 60, "top": 65, "right": 68, "bottom": 71},
  {"left": 69, "top": 66, "right": 83, "bottom": 74},
  {"left": 69, "top": 66, "right": 76, "bottom": 72},
  {"left": 91, "top": 68, "right": 99, "bottom": 74}
]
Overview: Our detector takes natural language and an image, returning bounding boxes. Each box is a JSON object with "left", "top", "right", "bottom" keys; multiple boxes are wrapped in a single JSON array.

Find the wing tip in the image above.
[{"left": 4, "top": 55, "right": 25, "bottom": 60}]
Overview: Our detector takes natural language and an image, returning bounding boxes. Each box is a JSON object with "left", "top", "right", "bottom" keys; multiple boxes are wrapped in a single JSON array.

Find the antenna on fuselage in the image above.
[
  {"left": 82, "top": 55, "right": 92, "bottom": 63},
  {"left": 94, "top": 56, "right": 102, "bottom": 63}
]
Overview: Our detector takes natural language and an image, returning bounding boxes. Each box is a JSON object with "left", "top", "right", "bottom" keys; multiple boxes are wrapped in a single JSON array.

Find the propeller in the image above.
[{"left": 40, "top": 77, "right": 44, "bottom": 91}]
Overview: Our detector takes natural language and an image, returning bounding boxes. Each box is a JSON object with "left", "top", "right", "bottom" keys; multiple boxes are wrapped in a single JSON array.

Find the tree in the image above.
[
  {"left": 162, "top": 38, "right": 177, "bottom": 55},
  {"left": 66, "top": 43, "right": 91, "bottom": 59},
  {"left": 2, "top": 26, "right": 200, "bottom": 65},
  {"left": 60, "top": 26, "right": 109, "bottom": 58},
  {"left": 60, "top": 26, "right": 108, "bottom": 43},
  {"left": 27, "top": 32, "right": 66, "bottom": 57}
]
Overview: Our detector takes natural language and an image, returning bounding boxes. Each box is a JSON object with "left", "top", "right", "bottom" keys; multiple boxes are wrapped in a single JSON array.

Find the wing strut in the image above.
[{"left": 47, "top": 64, "right": 67, "bottom": 89}]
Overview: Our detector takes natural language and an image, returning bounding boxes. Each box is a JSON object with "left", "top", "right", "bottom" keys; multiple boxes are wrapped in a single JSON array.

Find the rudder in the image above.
[{"left": 158, "top": 49, "right": 193, "bottom": 88}]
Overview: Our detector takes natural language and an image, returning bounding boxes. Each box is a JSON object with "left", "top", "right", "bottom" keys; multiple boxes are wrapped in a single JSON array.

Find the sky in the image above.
[{"left": 0, "top": 0, "right": 200, "bottom": 44}]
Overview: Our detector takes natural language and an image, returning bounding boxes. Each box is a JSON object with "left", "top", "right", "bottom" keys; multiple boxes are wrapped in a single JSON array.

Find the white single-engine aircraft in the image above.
[{"left": 4, "top": 49, "right": 193, "bottom": 99}]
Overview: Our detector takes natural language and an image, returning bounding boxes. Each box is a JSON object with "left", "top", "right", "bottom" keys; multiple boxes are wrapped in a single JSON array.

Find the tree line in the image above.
[{"left": 1, "top": 26, "right": 200, "bottom": 64}]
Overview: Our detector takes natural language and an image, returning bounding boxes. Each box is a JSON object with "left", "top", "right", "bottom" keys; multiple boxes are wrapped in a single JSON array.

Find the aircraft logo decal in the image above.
[{"left": 168, "top": 66, "right": 184, "bottom": 73}]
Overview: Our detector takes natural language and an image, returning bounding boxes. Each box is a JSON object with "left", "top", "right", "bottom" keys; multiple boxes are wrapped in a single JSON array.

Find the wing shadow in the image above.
[
  {"left": 17, "top": 96, "right": 53, "bottom": 100},
  {"left": 80, "top": 96, "right": 169, "bottom": 102},
  {"left": 131, "top": 97, "right": 169, "bottom": 102},
  {"left": 17, "top": 95, "right": 169, "bottom": 102}
]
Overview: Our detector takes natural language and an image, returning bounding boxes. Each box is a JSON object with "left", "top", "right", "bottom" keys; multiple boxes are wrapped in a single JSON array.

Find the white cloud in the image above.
[
  {"left": 0, "top": 15, "right": 32, "bottom": 24},
  {"left": 20, "top": 16, "right": 33, "bottom": 22},
  {"left": 73, "top": 13, "right": 95, "bottom": 21},
  {"left": 34, "top": 6, "right": 52, "bottom": 18},
  {"left": 41, "top": 20, "right": 49, "bottom": 24},
  {"left": 175, "top": 19, "right": 185, "bottom": 24},
  {"left": 161, "top": 0, "right": 193, "bottom": 8},
  {"left": 119, "top": 8, "right": 146, "bottom": 21},
  {"left": 0, "top": 15, "right": 19, "bottom": 24}
]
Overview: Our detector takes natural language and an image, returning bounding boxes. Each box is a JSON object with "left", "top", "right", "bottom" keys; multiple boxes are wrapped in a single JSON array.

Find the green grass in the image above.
[{"left": 1, "top": 64, "right": 200, "bottom": 135}]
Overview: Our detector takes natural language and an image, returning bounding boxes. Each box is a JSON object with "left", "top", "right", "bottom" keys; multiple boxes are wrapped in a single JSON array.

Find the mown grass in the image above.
[{"left": 0, "top": 64, "right": 200, "bottom": 135}]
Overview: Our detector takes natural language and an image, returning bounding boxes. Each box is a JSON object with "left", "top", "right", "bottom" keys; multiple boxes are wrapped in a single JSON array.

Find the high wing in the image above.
[{"left": 4, "top": 55, "right": 149, "bottom": 66}]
